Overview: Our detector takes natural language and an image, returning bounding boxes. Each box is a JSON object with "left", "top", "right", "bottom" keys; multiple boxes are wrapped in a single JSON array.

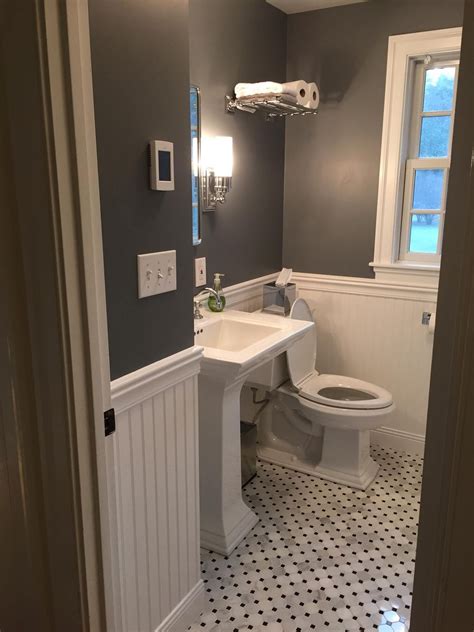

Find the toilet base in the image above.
[{"left": 258, "top": 427, "right": 380, "bottom": 490}]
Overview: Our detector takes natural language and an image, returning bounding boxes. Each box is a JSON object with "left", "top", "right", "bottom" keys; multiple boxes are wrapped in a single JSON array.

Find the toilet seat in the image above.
[
  {"left": 297, "top": 373, "right": 393, "bottom": 411},
  {"left": 287, "top": 298, "right": 393, "bottom": 411}
]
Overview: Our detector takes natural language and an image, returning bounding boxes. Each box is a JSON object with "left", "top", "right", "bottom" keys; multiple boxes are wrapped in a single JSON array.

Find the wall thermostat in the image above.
[{"left": 149, "top": 140, "right": 174, "bottom": 191}]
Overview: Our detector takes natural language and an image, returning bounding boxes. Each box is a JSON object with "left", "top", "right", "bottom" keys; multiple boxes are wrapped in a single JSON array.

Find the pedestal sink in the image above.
[{"left": 195, "top": 309, "right": 313, "bottom": 556}]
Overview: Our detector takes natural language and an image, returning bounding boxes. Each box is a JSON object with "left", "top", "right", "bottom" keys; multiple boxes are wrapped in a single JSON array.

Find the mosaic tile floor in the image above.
[{"left": 189, "top": 447, "right": 422, "bottom": 632}]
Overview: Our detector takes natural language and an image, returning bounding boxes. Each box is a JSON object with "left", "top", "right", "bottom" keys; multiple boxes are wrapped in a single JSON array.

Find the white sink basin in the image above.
[
  {"left": 195, "top": 309, "right": 313, "bottom": 557},
  {"left": 195, "top": 310, "right": 313, "bottom": 379},
  {"left": 196, "top": 318, "right": 280, "bottom": 352}
]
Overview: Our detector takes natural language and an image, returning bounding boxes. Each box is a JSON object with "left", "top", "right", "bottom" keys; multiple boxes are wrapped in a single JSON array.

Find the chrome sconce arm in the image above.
[{"left": 202, "top": 170, "right": 232, "bottom": 210}]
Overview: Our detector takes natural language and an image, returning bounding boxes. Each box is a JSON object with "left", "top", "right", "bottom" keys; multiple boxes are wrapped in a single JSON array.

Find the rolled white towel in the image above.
[
  {"left": 235, "top": 82, "right": 284, "bottom": 99},
  {"left": 234, "top": 80, "right": 313, "bottom": 108}
]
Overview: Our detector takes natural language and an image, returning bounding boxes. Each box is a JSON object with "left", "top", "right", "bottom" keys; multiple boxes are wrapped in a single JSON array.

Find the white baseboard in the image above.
[
  {"left": 155, "top": 580, "right": 205, "bottom": 632},
  {"left": 371, "top": 426, "right": 425, "bottom": 456}
]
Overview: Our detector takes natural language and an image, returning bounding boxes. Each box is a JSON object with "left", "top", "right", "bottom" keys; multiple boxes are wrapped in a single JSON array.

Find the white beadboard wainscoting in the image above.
[
  {"left": 292, "top": 273, "right": 437, "bottom": 455},
  {"left": 106, "top": 346, "right": 204, "bottom": 632}
]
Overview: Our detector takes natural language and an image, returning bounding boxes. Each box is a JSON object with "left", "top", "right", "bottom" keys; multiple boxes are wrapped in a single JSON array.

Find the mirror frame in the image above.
[{"left": 190, "top": 85, "right": 202, "bottom": 245}]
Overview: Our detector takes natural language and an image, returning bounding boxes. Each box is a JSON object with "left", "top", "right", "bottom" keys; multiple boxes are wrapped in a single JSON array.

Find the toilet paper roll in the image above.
[
  {"left": 428, "top": 312, "right": 436, "bottom": 334},
  {"left": 306, "top": 82, "right": 320, "bottom": 109},
  {"left": 281, "top": 80, "right": 309, "bottom": 106}
]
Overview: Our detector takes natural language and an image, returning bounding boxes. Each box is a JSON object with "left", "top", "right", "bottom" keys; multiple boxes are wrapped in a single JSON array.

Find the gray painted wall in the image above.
[
  {"left": 89, "top": 0, "right": 195, "bottom": 379},
  {"left": 89, "top": 0, "right": 464, "bottom": 378},
  {"left": 283, "top": 0, "right": 465, "bottom": 278},
  {"left": 189, "top": 0, "right": 286, "bottom": 286}
]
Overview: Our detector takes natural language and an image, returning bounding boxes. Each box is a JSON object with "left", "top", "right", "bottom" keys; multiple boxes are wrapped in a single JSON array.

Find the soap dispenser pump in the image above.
[{"left": 208, "top": 273, "right": 226, "bottom": 312}]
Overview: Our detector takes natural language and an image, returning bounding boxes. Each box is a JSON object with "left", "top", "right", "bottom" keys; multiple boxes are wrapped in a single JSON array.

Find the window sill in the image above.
[{"left": 370, "top": 262, "right": 440, "bottom": 288}]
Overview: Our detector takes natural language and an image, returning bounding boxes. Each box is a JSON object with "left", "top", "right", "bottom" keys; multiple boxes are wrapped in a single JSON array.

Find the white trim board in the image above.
[
  {"left": 223, "top": 272, "right": 278, "bottom": 306},
  {"left": 217, "top": 270, "right": 438, "bottom": 304},
  {"left": 292, "top": 272, "right": 438, "bottom": 302},
  {"left": 371, "top": 427, "right": 425, "bottom": 457},
  {"left": 111, "top": 345, "right": 203, "bottom": 414},
  {"left": 155, "top": 580, "right": 205, "bottom": 632},
  {"left": 370, "top": 263, "right": 441, "bottom": 288}
]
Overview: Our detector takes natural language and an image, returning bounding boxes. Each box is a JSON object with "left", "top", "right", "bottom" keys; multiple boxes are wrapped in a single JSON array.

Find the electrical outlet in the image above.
[
  {"left": 137, "top": 250, "right": 177, "bottom": 298},
  {"left": 195, "top": 257, "right": 206, "bottom": 287}
]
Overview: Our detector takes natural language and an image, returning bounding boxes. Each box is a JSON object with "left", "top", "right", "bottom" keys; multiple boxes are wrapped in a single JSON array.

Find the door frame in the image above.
[
  {"left": 411, "top": 1, "right": 474, "bottom": 630},
  {"left": 2, "top": 0, "right": 113, "bottom": 628},
  {"left": 39, "top": 0, "right": 116, "bottom": 626},
  {"left": 50, "top": 0, "right": 117, "bottom": 625}
]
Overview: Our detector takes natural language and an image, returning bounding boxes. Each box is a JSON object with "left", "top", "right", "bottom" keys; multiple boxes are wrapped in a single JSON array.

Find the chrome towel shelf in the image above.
[{"left": 225, "top": 94, "right": 318, "bottom": 121}]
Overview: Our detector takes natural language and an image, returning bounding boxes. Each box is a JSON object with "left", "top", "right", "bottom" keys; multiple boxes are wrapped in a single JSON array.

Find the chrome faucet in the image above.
[{"left": 193, "top": 288, "right": 222, "bottom": 319}]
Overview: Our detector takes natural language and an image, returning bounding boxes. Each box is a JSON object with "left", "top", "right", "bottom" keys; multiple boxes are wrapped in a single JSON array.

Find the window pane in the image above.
[
  {"left": 423, "top": 66, "right": 456, "bottom": 112},
  {"left": 409, "top": 214, "right": 440, "bottom": 253},
  {"left": 413, "top": 169, "right": 444, "bottom": 210},
  {"left": 419, "top": 116, "right": 451, "bottom": 157}
]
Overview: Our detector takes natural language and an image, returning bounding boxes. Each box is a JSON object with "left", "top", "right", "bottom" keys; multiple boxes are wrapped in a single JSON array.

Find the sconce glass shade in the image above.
[
  {"left": 201, "top": 136, "right": 233, "bottom": 177},
  {"left": 213, "top": 136, "right": 233, "bottom": 177},
  {"left": 201, "top": 135, "right": 233, "bottom": 211}
]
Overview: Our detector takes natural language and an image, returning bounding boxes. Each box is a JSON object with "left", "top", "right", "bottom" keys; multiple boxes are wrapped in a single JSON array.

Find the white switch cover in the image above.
[
  {"left": 195, "top": 257, "right": 207, "bottom": 287},
  {"left": 137, "top": 250, "right": 177, "bottom": 298}
]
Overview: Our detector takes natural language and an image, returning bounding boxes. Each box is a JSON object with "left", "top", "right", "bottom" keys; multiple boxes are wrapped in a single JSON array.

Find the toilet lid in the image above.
[{"left": 287, "top": 298, "right": 317, "bottom": 387}]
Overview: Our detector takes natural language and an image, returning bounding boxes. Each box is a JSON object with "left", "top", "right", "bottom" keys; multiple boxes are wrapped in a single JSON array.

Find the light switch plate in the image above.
[
  {"left": 195, "top": 257, "right": 207, "bottom": 287},
  {"left": 137, "top": 250, "right": 177, "bottom": 298}
]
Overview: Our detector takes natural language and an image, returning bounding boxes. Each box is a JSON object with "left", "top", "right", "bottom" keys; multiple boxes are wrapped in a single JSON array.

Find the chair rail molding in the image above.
[
  {"left": 111, "top": 346, "right": 203, "bottom": 414},
  {"left": 292, "top": 271, "right": 438, "bottom": 303}
]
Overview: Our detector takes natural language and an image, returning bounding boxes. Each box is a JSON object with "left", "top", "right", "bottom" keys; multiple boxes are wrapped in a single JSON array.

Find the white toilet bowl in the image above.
[{"left": 258, "top": 298, "right": 395, "bottom": 490}]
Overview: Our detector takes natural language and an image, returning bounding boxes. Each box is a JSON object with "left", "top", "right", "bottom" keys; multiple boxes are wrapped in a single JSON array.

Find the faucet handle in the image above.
[{"left": 193, "top": 298, "right": 204, "bottom": 320}]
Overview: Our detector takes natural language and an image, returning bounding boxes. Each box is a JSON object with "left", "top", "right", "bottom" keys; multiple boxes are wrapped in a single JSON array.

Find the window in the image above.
[
  {"left": 372, "top": 28, "right": 462, "bottom": 286},
  {"left": 399, "top": 59, "right": 459, "bottom": 263}
]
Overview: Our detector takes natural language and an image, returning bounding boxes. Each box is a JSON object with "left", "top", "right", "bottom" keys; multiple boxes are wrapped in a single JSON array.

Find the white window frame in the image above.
[
  {"left": 371, "top": 28, "right": 462, "bottom": 287},
  {"left": 398, "top": 57, "right": 459, "bottom": 265}
]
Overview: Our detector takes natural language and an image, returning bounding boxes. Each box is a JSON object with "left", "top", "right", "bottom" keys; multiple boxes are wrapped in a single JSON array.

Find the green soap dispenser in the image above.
[{"left": 208, "top": 273, "right": 226, "bottom": 312}]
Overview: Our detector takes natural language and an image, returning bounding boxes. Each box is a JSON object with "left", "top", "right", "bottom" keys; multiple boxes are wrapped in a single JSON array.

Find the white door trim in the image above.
[
  {"left": 64, "top": 0, "right": 112, "bottom": 407},
  {"left": 41, "top": 0, "right": 114, "bottom": 627}
]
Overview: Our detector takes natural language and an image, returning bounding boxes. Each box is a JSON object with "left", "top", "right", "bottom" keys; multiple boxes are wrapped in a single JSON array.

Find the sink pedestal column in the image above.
[{"left": 198, "top": 373, "right": 259, "bottom": 556}]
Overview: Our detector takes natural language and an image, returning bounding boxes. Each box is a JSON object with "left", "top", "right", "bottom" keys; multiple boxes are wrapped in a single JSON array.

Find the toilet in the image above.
[{"left": 258, "top": 298, "right": 395, "bottom": 490}]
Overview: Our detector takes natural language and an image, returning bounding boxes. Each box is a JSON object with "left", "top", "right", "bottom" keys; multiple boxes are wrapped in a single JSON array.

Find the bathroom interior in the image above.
[{"left": 86, "top": 0, "right": 466, "bottom": 630}]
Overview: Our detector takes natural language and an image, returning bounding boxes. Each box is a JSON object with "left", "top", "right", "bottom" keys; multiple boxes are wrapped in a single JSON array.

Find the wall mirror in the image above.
[{"left": 190, "top": 85, "right": 202, "bottom": 245}]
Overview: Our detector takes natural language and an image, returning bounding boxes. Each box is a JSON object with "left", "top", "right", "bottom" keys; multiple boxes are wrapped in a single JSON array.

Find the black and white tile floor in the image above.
[{"left": 189, "top": 447, "right": 422, "bottom": 632}]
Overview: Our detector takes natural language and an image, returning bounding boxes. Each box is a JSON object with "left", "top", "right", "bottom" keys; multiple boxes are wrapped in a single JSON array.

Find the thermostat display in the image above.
[{"left": 150, "top": 140, "right": 174, "bottom": 191}]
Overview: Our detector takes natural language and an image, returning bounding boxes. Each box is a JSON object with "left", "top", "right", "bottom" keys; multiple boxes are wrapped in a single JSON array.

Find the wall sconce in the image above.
[{"left": 201, "top": 136, "right": 233, "bottom": 211}]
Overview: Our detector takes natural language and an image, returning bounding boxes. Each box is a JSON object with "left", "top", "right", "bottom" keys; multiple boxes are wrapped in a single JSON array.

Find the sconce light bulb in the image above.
[{"left": 213, "top": 136, "right": 233, "bottom": 178}]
